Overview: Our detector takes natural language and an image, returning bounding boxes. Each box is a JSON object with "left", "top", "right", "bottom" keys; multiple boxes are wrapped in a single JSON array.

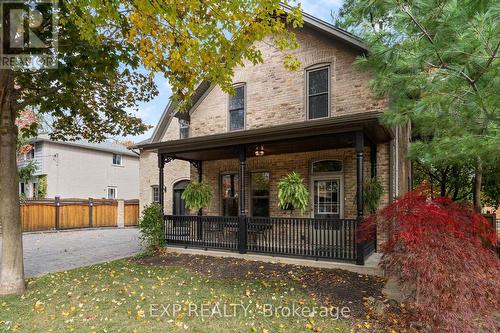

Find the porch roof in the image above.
[{"left": 137, "top": 112, "right": 392, "bottom": 161}]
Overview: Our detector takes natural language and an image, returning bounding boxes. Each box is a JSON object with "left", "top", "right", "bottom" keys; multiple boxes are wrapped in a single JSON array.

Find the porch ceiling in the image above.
[{"left": 138, "top": 112, "right": 393, "bottom": 161}]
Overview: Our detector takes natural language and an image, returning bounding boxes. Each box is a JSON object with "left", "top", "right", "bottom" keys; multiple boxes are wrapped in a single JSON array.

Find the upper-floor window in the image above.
[
  {"left": 21, "top": 144, "right": 35, "bottom": 161},
  {"left": 307, "top": 66, "right": 330, "bottom": 119},
  {"left": 112, "top": 154, "right": 122, "bottom": 166},
  {"left": 28, "top": 145, "right": 35, "bottom": 159},
  {"left": 179, "top": 120, "right": 190, "bottom": 139},
  {"left": 228, "top": 84, "right": 245, "bottom": 131}
]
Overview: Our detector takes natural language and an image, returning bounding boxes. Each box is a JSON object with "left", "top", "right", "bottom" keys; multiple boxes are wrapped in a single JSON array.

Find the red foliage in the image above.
[
  {"left": 360, "top": 189, "right": 500, "bottom": 333},
  {"left": 15, "top": 109, "right": 38, "bottom": 156}
]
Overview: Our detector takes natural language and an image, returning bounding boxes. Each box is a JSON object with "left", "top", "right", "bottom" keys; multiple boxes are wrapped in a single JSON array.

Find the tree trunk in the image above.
[
  {"left": 472, "top": 157, "right": 483, "bottom": 213},
  {"left": 0, "top": 69, "right": 25, "bottom": 295}
]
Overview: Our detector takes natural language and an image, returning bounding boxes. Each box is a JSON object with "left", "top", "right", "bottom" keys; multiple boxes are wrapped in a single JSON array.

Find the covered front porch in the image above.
[{"left": 141, "top": 113, "right": 393, "bottom": 265}]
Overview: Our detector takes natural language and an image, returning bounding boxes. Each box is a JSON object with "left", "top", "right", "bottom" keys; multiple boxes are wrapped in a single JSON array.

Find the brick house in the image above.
[{"left": 138, "top": 11, "right": 411, "bottom": 265}]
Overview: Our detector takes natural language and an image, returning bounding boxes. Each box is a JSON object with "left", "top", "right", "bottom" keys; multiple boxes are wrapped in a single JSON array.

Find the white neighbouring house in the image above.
[{"left": 18, "top": 134, "right": 140, "bottom": 200}]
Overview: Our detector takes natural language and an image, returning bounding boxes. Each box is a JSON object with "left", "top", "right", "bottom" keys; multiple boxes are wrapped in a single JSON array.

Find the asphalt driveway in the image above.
[{"left": 0, "top": 228, "right": 141, "bottom": 277}]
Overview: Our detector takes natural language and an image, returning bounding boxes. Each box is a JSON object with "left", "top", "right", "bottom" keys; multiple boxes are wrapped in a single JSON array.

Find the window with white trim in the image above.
[
  {"left": 152, "top": 185, "right": 159, "bottom": 203},
  {"left": 228, "top": 85, "right": 245, "bottom": 131},
  {"left": 307, "top": 66, "right": 330, "bottom": 119},
  {"left": 112, "top": 154, "right": 122, "bottom": 166},
  {"left": 107, "top": 187, "right": 117, "bottom": 199}
]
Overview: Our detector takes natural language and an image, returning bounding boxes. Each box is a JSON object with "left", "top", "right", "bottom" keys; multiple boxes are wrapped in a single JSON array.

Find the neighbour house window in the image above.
[
  {"left": 19, "top": 183, "right": 25, "bottom": 196},
  {"left": 228, "top": 85, "right": 245, "bottom": 131},
  {"left": 28, "top": 145, "right": 35, "bottom": 159},
  {"left": 107, "top": 187, "right": 117, "bottom": 199},
  {"left": 152, "top": 185, "right": 159, "bottom": 203},
  {"left": 307, "top": 66, "right": 330, "bottom": 119},
  {"left": 112, "top": 154, "right": 122, "bottom": 166},
  {"left": 179, "top": 121, "right": 190, "bottom": 139},
  {"left": 251, "top": 172, "right": 270, "bottom": 217},
  {"left": 23, "top": 145, "right": 35, "bottom": 161},
  {"left": 222, "top": 174, "right": 239, "bottom": 216}
]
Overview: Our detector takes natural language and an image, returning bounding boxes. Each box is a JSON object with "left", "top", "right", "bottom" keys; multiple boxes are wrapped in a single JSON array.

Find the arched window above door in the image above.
[
  {"left": 312, "top": 160, "right": 342, "bottom": 173},
  {"left": 173, "top": 180, "right": 190, "bottom": 190}
]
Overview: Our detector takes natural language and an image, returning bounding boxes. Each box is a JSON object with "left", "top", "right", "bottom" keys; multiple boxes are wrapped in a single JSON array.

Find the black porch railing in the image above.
[{"left": 164, "top": 215, "right": 375, "bottom": 263}]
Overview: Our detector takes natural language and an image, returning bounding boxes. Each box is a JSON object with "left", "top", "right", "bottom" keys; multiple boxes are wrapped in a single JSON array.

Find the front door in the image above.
[
  {"left": 313, "top": 178, "right": 341, "bottom": 219},
  {"left": 173, "top": 189, "right": 187, "bottom": 215},
  {"left": 172, "top": 180, "right": 190, "bottom": 216}
]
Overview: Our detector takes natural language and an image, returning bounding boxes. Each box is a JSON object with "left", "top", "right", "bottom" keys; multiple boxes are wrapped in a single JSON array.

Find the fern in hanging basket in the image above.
[
  {"left": 181, "top": 182, "right": 212, "bottom": 212},
  {"left": 278, "top": 172, "right": 309, "bottom": 213},
  {"left": 364, "top": 177, "right": 383, "bottom": 213}
]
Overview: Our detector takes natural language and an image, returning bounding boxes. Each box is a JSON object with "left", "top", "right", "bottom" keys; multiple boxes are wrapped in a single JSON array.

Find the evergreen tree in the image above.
[{"left": 337, "top": 0, "right": 499, "bottom": 211}]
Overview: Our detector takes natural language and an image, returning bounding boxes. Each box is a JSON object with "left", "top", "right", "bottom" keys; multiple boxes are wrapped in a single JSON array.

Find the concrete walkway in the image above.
[{"left": 0, "top": 228, "right": 141, "bottom": 277}]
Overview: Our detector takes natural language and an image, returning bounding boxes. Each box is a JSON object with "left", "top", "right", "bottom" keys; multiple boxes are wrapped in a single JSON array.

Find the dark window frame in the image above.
[
  {"left": 306, "top": 65, "right": 330, "bottom": 120},
  {"left": 250, "top": 171, "right": 270, "bottom": 217},
  {"left": 312, "top": 159, "right": 343, "bottom": 173},
  {"left": 228, "top": 84, "right": 246, "bottom": 131},
  {"left": 221, "top": 173, "right": 239, "bottom": 216}
]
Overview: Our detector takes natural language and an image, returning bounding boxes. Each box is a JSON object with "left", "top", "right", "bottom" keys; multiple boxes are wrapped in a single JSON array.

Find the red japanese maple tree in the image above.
[{"left": 361, "top": 189, "right": 500, "bottom": 332}]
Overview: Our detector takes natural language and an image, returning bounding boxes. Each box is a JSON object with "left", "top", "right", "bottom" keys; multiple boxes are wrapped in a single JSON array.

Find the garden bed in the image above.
[{"left": 137, "top": 252, "right": 385, "bottom": 318}]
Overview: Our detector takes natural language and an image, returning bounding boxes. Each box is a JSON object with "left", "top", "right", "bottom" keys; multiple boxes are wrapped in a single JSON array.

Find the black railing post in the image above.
[
  {"left": 55, "top": 196, "right": 60, "bottom": 230},
  {"left": 158, "top": 153, "right": 165, "bottom": 214},
  {"left": 88, "top": 198, "right": 93, "bottom": 228},
  {"left": 197, "top": 161, "right": 203, "bottom": 240},
  {"left": 370, "top": 143, "right": 378, "bottom": 251},
  {"left": 355, "top": 132, "right": 365, "bottom": 265},
  {"left": 238, "top": 145, "right": 247, "bottom": 253}
]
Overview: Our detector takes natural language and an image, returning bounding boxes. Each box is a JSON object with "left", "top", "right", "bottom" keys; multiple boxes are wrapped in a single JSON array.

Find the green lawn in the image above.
[{"left": 0, "top": 259, "right": 355, "bottom": 333}]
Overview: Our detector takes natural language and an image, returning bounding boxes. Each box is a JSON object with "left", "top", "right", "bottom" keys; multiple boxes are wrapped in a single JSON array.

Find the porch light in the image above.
[{"left": 255, "top": 145, "right": 265, "bottom": 157}]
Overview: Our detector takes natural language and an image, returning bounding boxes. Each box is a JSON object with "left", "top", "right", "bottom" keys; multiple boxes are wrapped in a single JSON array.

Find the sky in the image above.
[{"left": 127, "top": 0, "right": 345, "bottom": 143}]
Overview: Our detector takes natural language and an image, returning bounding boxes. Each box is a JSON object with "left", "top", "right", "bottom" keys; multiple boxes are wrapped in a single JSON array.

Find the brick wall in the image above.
[
  {"left": 188, "top": 26, "right": 386, "bottom": 137},
  {"left": 139, "top": 24, "right": 401, "bottom": 224},
  {"left": 190, "top": 144, "right": 390, "bottom": 219},
  {"left": 139, "top": 119, "right": 190, "bottom": 214}
]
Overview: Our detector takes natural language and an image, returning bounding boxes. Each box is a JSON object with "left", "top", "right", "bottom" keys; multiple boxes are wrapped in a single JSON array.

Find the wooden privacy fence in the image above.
[{"left": 20, "top": 198, "right": 139, "bottom": 232}]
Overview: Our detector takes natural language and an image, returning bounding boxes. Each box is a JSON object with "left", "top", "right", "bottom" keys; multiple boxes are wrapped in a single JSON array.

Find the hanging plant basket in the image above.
[
  {"left": 277, "top": 172, "right": 309, "bottom": 214},
  {"left": 181, "top": 182, "right": 212, "bottom": 212}
]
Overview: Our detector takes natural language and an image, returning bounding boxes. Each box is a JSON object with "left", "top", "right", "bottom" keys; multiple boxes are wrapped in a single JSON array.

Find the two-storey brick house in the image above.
[{"left": 138, "top": 11, "right": 411, "bottom": 265}]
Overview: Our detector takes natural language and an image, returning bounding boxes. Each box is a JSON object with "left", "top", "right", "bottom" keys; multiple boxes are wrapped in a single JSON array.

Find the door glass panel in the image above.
[
  {"left": 222, "top": 174, "right": 239, "bottom": 216},
  {"left": 314, "top": 179, "right": 340, "bottom": 218}
]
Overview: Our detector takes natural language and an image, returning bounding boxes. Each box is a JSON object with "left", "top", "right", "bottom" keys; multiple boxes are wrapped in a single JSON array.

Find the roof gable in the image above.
[{"left": 147, "top": 9, "right": 367, "bottom": 144}]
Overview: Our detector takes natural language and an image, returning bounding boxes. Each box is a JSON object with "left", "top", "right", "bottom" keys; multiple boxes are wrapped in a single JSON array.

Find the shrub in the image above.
[
  {"left": 181, "top": 182, "right": 212, "bottom": 212},
  {"left": 138, "top": 203, "right": 165, "bottom": 252},
  {"left": 360, "top": 189, "right": 499, "bottom": 333},
  {"left": 277, "top": 172, "right": 309, "bottom": 213}
]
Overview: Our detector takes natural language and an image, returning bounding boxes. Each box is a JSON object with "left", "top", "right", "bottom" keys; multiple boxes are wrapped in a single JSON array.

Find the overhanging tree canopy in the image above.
[{"left": 0, "top": 0, "right": 302, "bottom": 295}]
